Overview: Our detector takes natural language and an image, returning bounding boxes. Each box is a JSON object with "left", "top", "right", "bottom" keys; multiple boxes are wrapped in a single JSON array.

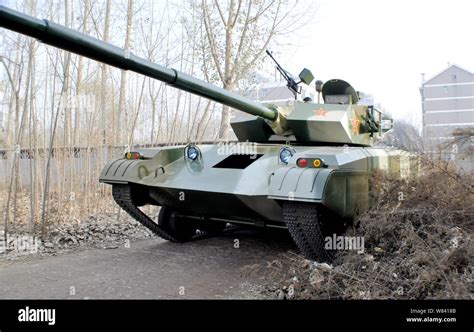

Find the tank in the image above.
[{"left": 0, "top": 6, "right": 417, "bottom": 261}]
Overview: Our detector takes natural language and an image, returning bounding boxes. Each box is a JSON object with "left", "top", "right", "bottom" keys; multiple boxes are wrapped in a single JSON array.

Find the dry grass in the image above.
[
  {"left": 1, "top": 185, "right": 117, "bottom": 235},
  {"left": 250, "top": 157, "right": 473, "bottom": 299}
]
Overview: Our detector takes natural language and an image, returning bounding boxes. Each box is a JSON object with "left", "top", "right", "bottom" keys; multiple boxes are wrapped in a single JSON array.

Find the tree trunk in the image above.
[
  {"left": 63, "top": 0, "right": 71, "bottom": 148},
  {"left": 217, "top": 0, "right": 236, "bottom": 140},
  {"left": 100, "top": 0, "right": 111, "bottom": 145},
  {"left": 117, "top": 0, "right": 134, "bottom": 145},
  {"left": 41, "top": 54, "right": 71, "bottom": 236}
]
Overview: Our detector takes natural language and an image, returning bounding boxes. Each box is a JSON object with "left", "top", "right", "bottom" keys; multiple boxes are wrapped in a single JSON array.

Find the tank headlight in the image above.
[
  {"left": 279, "top": 147, "right": 295, "bottom": 164},
  {"left": 185, "top": 145, "right": 201, "bottom": 161}
]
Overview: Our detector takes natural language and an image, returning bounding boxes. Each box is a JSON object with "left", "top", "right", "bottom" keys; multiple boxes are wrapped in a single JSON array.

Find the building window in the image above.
[
  {"left": 451, "top": 74, "right": 457, "bottom": 80},
  {"left": 443, "top": 86, "right": 448, "bottom": 93}
]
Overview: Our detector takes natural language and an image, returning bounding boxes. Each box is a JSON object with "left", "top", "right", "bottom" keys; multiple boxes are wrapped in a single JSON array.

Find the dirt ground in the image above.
[{"left": 0, "top": 218, "right": 297, "bottom": 299}]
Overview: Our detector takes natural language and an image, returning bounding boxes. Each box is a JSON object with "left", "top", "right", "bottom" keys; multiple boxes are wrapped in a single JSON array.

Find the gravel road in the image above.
[{"left": 0, "top": 228, "right": 295, "bottom": 299}]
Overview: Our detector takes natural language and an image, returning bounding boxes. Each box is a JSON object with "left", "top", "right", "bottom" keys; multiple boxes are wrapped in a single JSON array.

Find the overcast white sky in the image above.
[{"left": 283, "top": 0, "right": 474, "bottom": 128}]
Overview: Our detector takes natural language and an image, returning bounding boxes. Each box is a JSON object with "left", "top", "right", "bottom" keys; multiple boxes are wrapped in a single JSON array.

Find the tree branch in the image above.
[
  {"left": 214, "top": 0, "right": 227, "bottom": 26},
  {"left": 202, "top": 0, "right": 225, "bottom": 83},
  {"left": 230, "top": 0, "right": 252, "bottom": 80}
]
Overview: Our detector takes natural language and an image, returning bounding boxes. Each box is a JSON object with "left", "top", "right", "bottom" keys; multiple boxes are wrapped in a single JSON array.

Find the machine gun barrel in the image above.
[{"left": 0, "top": 6, "right": 278, "bottom": 121}]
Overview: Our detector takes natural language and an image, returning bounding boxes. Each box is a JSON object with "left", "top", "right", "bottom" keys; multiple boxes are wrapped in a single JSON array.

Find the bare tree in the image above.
[
  {"left": 41, "top": 53, "right": 71, "bottom": 234},
  {"left": 100, "top": 0, "right": 112, "bottom": 145},
  {"left": 379, "top": 120, "right": 422, "bottom": 151},
  {"left": 199, "top": 0, "right": 314, "bottom": 139},
  {"left": 117, "top": 0, "right": 134, "bottom": 144}
]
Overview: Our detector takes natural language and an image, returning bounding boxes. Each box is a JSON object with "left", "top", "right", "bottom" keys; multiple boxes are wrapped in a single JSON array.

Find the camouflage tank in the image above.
[{"left": 0, "top": 6, "right": 416, "bottom": 261}]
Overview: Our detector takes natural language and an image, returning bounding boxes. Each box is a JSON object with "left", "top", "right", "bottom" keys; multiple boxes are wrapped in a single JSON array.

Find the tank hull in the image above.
[{"left": 99, "top": 143, "right": 417, "bottom": 224}]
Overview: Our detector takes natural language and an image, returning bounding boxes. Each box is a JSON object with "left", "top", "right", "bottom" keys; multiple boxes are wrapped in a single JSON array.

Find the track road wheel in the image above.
[
  {"left": 283, "top": 202, "right": 334, "bottom": 263},
  {"left": 158, "top": 207, "right": 198, "bottom": 242}
]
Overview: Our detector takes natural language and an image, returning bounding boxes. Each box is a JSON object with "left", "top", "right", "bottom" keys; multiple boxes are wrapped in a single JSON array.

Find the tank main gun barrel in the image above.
[{"left": 0, "top": 6, "right": 278, "bottom": 121}]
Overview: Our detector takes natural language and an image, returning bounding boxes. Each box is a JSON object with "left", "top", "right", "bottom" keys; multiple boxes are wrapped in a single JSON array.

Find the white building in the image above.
[{"left": 420, "top": 64, "right": 474, "bottom": 171}]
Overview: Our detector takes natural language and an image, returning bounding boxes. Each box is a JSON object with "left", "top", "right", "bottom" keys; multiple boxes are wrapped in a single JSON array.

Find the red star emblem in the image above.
[
  {"left": 351, "top": 118, "right": 361, "bottom": 134},
  {"left": 313, "top": 108, "right": 327, "bottom": 117}
]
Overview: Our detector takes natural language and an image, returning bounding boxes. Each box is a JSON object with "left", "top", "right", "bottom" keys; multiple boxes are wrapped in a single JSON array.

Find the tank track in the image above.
[
  {"left": 112, "top": 184, "right": 179, "bottom": 242},
  {"left": 112, "top": 184, "right": 237, "bottom": 242},
  {"left": 283, "top": 202, "right": 333, "bottom": 262}
]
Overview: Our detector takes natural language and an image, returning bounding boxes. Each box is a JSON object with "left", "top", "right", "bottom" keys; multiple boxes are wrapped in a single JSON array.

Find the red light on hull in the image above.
[{"left": 297, "top": 158, "right": 308, "bottom": 167}]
